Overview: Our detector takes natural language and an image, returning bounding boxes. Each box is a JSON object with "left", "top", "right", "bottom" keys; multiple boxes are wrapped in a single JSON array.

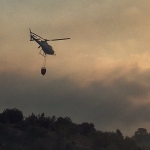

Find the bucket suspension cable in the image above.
[{"left": 42, "top": 55, "right": 47, "bottom": 68}]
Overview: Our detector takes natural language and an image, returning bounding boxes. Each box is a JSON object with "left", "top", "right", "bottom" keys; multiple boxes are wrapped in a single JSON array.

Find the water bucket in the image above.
[{"left": 41, "top": 67, "right": 46, "bottom": 75}]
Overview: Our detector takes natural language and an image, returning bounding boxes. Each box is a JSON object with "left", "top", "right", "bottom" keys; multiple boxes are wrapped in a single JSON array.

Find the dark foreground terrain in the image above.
[{"left": 0, "top": 108, "right": 149, "bottom": 150}]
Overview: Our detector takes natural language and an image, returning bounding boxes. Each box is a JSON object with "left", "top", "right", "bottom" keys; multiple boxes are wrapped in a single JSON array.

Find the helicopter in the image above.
[
  {"left": 29, "top": 29, "right": 70, "bottom": 75},
  {"left": 29, "top": 29, "right": 70, "bottom": 57}
]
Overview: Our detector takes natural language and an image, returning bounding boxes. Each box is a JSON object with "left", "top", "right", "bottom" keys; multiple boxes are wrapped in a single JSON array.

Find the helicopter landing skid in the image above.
[{"left": 39, "top": 50, "right": 46, "bottom": 57}]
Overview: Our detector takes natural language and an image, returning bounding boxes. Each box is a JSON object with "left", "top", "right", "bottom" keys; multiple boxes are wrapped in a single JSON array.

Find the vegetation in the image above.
[{"left": 0, "top": 108, "right": 148, "bottom": 150}]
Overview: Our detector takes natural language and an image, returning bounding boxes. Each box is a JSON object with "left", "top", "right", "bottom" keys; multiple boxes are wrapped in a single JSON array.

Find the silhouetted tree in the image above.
[
  {"left": 132, "top": 128, "right": 150, "bottom": 149},
  {"left": 0, "top": 108, "right": 23, "bottom": 124},
  {"left": 135, "top": 128, "right": 148, "bottom": 136},
  {"left": 37, "top": 113, "right": 52, "bottom": 129},
  {"left": 78, "top": 122, "right": 95, "bottom": 136},
  {"left": 124, "top": 136, "right": 141, "bottom": 150},
  {"left": 133, "top": 128, "right": 148, "bottom": 143},
  {"left": 0, "top": 108, "right": 144, "bottom": 150},
  {"left": 54, "top": 117, "right": 77, "bottom": 138},
  {"left": 25, "top": 113, "right": 56, "bottom": 131},
  {"left": 24, "top": 113, "right": 37, "bottom": 125},
  {"left": 116, "top": 129, "right": 123, "bottom": 139}
]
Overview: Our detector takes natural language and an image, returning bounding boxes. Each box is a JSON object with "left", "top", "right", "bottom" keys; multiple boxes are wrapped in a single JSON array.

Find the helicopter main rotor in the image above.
[{"left": 30, "top": 29, "right": 70, "bottom": 42}]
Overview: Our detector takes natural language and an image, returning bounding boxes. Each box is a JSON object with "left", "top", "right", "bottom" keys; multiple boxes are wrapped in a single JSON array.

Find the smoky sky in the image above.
[
  {"left": 1, "top": 65, "right": 150, "bottom": 136},
  {"left": 1, "top": 0, "right": 150, "bottom": 136}
]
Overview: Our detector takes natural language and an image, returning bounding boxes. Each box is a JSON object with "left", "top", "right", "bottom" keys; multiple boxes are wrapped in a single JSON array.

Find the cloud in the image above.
[
  {"left": 0, "top": 61, "right": 150, "bottom": 136},
  {"left": 1, "top": 0, "right": 150, "bottom": 137}
]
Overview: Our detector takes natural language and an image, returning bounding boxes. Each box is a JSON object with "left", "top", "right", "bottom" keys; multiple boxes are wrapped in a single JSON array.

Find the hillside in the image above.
[{"left": 0, "top": 108, "right": 147, "bottom": 150}]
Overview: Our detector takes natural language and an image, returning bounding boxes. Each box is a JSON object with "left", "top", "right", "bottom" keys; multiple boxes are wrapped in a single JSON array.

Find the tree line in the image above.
[{"left": 0, "top": 108, "right": 149, "bottom": 150}]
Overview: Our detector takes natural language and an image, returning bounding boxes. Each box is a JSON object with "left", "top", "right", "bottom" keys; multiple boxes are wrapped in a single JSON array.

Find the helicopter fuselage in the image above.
[
  {"left": 30, "top": 29, "right": 70, "bottom": 57},
  {"left": 31, "top": 35, "right": 55, "bottom": 55}
]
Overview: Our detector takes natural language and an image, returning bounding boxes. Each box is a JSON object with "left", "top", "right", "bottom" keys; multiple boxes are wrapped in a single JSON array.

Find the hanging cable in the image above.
[{"left": 42, "top": 55, "right": 47, "bottom": 68}]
